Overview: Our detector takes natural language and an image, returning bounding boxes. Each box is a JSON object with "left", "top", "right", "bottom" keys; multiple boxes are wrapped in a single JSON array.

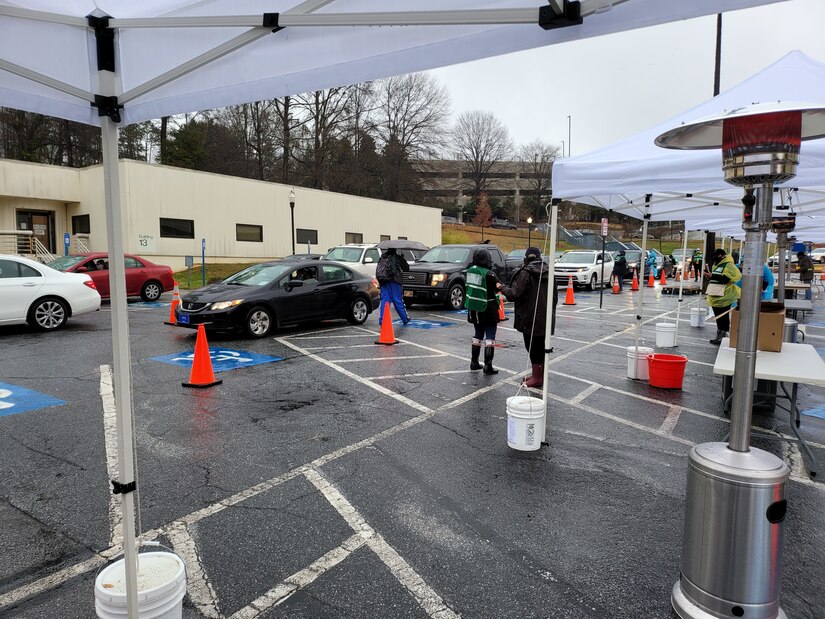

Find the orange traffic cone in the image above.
[
  {"left": 611, "top": 275, "right": 620, "bottom": 294},
  {"left": 182, "top": 324, "right": 222, "bottom": 389},
  {"left": 631, "top": 269, "right": 639, "bottom": 291},
  {"left": 659, "top": 269, "right": 667, "bottom": 286},
  {"left": 375, "top": 301, "right": 397, "bottom": 345},
  {"left": 164, "top": 280, "right": 181, "bottom": 325},
  {"left": 563, "top": 275, "right": 576, "bottom": 306},
  {"left": 498, "top": 294, "right": 507, "bottom": 321},
  {"left": 689, "top": 265, "right": 695, "bottom": 280},
  {"left": 821, "top": 270, "right": 825, "bottom": 281},
  {"left": 647, "top": 270, "right": 655, "bottom": 288}
]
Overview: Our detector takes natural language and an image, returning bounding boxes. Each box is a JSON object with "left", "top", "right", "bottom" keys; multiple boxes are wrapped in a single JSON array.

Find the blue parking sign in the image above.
[
  {"left": 0, "top": 381, "right": 65, "bottom": 418},
  {"left": 150, "top": 348, "right": 282, "bottom": 373},
  {"left": 395, "top": 319, "right": 453, "bottom": 329}
]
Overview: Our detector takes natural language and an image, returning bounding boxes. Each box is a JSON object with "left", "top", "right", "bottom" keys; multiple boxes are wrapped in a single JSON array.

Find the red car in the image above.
[{"left": 47, "top": 253, "right": 175, "bottom": 301}]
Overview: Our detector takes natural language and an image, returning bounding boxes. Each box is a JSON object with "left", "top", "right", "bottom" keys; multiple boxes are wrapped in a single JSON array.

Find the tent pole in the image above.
[
  {"left": 674, "top": 223, "right": 688, "bottom": 343},
  {"left": 632, "top": 195, "right": 651, "bottom": 377},
  {"left": 700, "top": 230, "right": 709, "bottom": 290},
  {"left": 541, "top": 200, "right": 559, "bottom": 442},
  {"left": 776, "top": 232, "right": 787, "bottom": 300},
  {"left": 100, "top": 96, "right": 140, "bottom": 617}
]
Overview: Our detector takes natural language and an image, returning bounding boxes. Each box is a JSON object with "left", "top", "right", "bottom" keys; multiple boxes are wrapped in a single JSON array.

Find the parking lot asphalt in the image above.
[{"left": 1, "top": 285, "right": 824, "bottom": 618}]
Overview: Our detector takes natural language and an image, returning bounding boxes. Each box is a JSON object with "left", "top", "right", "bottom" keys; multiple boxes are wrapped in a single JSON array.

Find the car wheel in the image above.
[
  {"left": 347, "top": 297, "right": 369, "bottom": 325},
  {"left": 245, "top": 306, "right": 274, "bottom": 338},
  {"left": 445, "top": 283, "right": 465, "bottom": 310},
  {"left": 28, "top": 297, "right": 68, "bottom": 331},
  {"left": 589, "top": 274, "right": 599, "bottom": 291},
  {"left": 140, "top": 280, "right": 163, "bottom": 302},
  {"left": 403, "top": 299, "right": 413, "bottom": 309},
  {"left": 819, "top": 256, "right": 825, "bottom": 264}
]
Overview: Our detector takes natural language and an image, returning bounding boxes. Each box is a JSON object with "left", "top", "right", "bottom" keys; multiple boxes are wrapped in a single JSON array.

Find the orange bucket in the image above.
[{"left": 646, "top": 353, "right": 688, "bottom": 389}]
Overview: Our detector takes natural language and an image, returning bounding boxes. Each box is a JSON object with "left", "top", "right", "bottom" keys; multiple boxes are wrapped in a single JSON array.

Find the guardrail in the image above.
[{"left": 0, "top": 230, "right": 55, "bottom": 262}]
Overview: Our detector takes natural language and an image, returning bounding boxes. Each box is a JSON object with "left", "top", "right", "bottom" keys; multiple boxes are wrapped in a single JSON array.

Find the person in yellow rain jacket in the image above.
[{"left": 704, "top": 248, "right": 742, "bottom": 345}]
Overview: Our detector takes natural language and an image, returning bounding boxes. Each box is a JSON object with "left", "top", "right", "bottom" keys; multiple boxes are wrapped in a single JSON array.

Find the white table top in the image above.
[
  {"left": 784, "top": 299, "right": 813, "bottom": 310},
  {"left": 713, "top": 338, "right": 825, "bottom": 387},
  {"left": 782, "top": 282, "right": 811, "bottom": 289}
]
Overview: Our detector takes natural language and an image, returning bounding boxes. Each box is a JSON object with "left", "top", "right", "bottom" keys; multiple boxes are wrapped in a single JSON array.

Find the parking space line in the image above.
[
  {"left": 228, "top": 534, "right": 366, "bottom": 618},
  {"left": 100, "top": 364, "right": 122, "bottom": 550},
  {"left": 328, "top": 354, "right": 448, "bottom": 363},
  {"left": 304, "top": 468, "right": 460, "bottom": 619},
  {"left": 569, "top": 384, "right": 601, "bottom": 405},
  {"left": 167, "top": 522, "right": 222, "bottom": 618},
  {"left": 658, "top": 406, "right": 683, "bottom": 435},
  {"left": 301, "top": 343, "right": 409, "bottom": 351},
  {"left": 366, "top": 369, "right": 471, "bottom": 380},
  {"left": 0, "top": 554, "right": 108, "bottom": 610},
  {"left": 285, "top": 333, "right": 378, "bottom": 340}
]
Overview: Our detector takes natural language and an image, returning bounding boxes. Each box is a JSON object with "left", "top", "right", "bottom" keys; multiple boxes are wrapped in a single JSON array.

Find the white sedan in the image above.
[
  {"left": 811, "top": 247, "right": 825, "bottom": 264},
  {"left": 0, "top": 255, "right": 101, "bottom": 331}
]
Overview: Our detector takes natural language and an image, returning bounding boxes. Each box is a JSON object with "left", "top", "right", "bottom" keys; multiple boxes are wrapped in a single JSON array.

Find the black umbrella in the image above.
[{"left": 377, "top": 240, "right": 429, "bottom": 251}]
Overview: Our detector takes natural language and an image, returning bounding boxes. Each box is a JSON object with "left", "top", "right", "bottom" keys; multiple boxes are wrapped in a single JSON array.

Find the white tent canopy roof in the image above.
[
  {"left": 0, "top": 0, "right": 783, "bottom": 127},
  {"left": 551, "top": 50, "right": 825, "bottom": 232}
]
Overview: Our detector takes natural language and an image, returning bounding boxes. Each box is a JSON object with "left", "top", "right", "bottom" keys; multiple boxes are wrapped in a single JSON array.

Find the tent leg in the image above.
[
  {"left": 102, "top": 117, "right": 140, "bottom": 617},
  {"left": 674, "top": 223, "right": 688, "bottom": 343},
  {"left": 631, "top": 196, "right": 652, "bottom": 377},
  {"left": 541, "top": 200, "right": 559, "bottom": 443}
]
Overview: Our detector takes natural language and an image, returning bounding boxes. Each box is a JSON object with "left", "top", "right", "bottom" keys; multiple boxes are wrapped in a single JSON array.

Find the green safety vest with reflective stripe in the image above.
[{"left": 464, "top": 265, "right": 492, "bottom": 311}]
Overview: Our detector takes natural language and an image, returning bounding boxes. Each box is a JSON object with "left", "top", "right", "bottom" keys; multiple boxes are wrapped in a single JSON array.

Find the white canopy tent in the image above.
[{"left": 0, "top": 0, "right": 789, "bottom": 614}]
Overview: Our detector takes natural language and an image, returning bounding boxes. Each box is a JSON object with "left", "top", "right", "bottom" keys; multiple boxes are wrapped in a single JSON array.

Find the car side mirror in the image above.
[
  {"left": 285, "top": 279, "right": 304, "bottom": 290},
  {"left": 76, "top": 266, "right": 88, "bottom": 273},
  {"left": 364, "top": 257, "right": 374, "bottom": 264}
]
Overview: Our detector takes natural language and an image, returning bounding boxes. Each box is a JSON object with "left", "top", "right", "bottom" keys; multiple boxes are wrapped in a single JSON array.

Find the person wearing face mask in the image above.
[{"left": 704, "top": 248, "right": 742, "bottom": 345}]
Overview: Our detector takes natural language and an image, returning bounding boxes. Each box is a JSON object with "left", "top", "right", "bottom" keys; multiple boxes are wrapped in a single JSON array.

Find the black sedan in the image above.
[{"left": 175, "top": 260, "right": 380, "bottom": 338}]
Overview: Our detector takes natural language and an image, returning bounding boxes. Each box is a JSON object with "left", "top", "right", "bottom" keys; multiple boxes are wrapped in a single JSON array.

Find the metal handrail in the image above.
[{"left": 32, "top": 237, "right": 55, "bottom": 263}]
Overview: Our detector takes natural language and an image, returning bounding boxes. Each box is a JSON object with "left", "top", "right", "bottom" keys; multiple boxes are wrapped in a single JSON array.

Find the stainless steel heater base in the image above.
[{"left": 672, "top": 581, "right": 787, "bottom": 619}]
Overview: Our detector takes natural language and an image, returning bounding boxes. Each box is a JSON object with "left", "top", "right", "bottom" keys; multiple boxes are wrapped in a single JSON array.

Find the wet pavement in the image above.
[{"left": 1, "top": 283, "right": 824, "bottom": 618}]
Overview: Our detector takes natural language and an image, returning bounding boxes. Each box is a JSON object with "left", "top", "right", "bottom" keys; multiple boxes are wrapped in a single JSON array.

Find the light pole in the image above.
[
  {"left": 657, "top": 102, "right": 825, "bottom": 619},
  {"left": 561, "top": 140, "right": 565, "bottom": 157},
  {"left": 567, "top": 115, "right": 572, "bottom": 156},
  {"left": 289, "top": 188, "right": 296, "bottom": 256},
  {"left": 527, "top": 216, "right": 533, "bottom": 247}
]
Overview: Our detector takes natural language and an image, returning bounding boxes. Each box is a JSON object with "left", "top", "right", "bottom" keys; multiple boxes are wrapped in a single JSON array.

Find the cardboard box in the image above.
[{"left": 729, "top": 302, "right": 784, "bottom": 352}]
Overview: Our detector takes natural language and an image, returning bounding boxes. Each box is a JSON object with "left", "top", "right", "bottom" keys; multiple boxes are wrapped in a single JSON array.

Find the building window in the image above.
[
  {"left": 345, "top": 232, "right": 363, "bottom": 244},
  {"left": 72, "top": 214, "right": 90, "bottom": 235},
  {"left": 160, "top": 218, "right": 194, "bottom": 239},
  {"left": 236, "top": 223, "right": 263, "bottom": 242},
  {"left": 380, "top": 235, "right": 391, "bottom": 242},
  {"left": 398, "top": 236, "right": 408, "bottom": 240},
  {"left": 296, "top": 229, "right": 318, "bottom": 245}
]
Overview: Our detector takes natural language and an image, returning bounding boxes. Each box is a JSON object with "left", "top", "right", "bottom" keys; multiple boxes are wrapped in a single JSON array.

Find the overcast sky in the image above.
[{"left": 429, "top": 0, "right": 825, "bottom": 157}]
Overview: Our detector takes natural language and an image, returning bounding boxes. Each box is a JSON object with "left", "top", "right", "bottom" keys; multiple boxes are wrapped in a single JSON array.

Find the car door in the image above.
[
  {"left": 489, "top": 249, "right": 508, "bottom": 281},
  {"left": 0, "top": 259, "right": 44, "bottom": 323},
  {"left": 319, "top": 264, "right": 356, "bottom": 317},
  {"left": 362, "top": 248, "right": 380, "bottom": 276},
  {"left": 78, "top": 257, "right": 110, "bottom": 297},
  {"left": 124, "top": 256, "right": 147, "bottom": 296},
  {"left": 276, "top": 265, "right": 321, "bottom": 322}
]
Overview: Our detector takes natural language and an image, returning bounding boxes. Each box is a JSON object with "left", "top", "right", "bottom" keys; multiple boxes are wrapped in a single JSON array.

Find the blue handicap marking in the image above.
[
  {"left": 149, "top": 348, "right": 282, "bottom": 373},
  {"left": 0, "top": 381, "right": 65, "bottom": 418},
  {"left": 801, "top": 406, "right": 825, "bottom": 421},
  {"left": 394, "top": 319, "right": 453, "bottom": 329},
  {"left": 447, "top": 309, "right": 468, "bottom": 314},
  {"left": 131, "top": 301, "right": 170, "bottom": 309}
]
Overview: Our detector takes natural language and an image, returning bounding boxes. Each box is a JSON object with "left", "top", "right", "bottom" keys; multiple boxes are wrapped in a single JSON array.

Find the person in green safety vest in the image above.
[
  {"left": 464, "top": 248, "right": 503, "bottom": 375},
  {"left": 691, "top": 248, "right": 703, "bottom": 282}
]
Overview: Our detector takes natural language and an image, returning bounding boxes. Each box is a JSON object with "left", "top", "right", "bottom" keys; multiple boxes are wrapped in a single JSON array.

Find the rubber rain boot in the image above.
[
  {"left": 470, "top": 339, "right": 482, "bottom": 371},
  {"left": 524, "top": 364, "right": 544, "bottom": 388},
  {"left": 710, "top": 329, "right": 725, "bottom": 345},
  {"left": 483, "top": 345, "right": 498, "bottom": 375}
]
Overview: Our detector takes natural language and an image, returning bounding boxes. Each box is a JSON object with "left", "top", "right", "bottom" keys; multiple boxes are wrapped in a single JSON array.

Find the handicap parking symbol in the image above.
[
  {"left": 0, "top": 381, "right": 65, "bottom": 418},
  {"left": 394, "top": 319, "right": 453, "bottom": 329},
  {"left": 130, "top": 301, "right": 170, "bottom": 309},
  {"left": 149, "top": 348, "right": 282, "bottom": 373}
]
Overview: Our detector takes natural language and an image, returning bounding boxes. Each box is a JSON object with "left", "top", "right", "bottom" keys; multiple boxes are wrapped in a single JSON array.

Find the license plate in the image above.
[
  {"left": 177, "top": 313, "right": 190, "bottom": 324},
  {"left": 403, "top": 290, "right": 413, "bottom": 297}
]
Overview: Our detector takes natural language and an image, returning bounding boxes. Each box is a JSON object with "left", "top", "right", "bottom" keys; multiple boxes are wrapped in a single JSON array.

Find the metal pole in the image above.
[
  {"left": 700, "top": 230, "right": 709, "bottom": 288},
  {"left": 599, "top": 224, "right": 606, "bottom": 309},
  {"left": 674, "top": 223, "right": 688, "bottom": 344},
  {"left": 632, "top": 196, "right": 652, "bottom": 377},
  {"left": 541, "top": 200, "right": 559, "bottom": 442},
  {"left": 728, "top": 184, "right": 772, "bottom": 453},
  {"left": 567, "top": 115, "right": 572, "bottom": 156},
  {"left": 101, "top": 116, "right": 140, "bottom": 617},
  {"left": 776, "top": 232, "right": 787, "bottom": 301},
  {"left": 290, "top": 203, "right": 296, "bottom": 255}
]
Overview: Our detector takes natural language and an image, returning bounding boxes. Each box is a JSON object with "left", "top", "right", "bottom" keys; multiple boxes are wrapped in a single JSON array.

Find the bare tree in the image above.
[
  {"left": 452, "top": 110, "right": 512, "bottom": 205},
  {"left": 217, "top": 101, "right": 279, "bottom": 180},
  {"left": 292, "top": 87, "right": 353, "bottom": 189},
  {"left": 516, "top": 140, "right": 559, "bottom": 221}
]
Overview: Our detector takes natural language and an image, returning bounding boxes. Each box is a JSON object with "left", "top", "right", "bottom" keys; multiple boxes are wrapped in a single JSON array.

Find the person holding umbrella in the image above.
[{"left": 375, "top": 247, "right": 410, "bottom": 326}]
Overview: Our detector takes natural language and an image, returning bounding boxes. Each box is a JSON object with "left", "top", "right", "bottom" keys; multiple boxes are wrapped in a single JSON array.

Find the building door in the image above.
[{"left": 16, "top": 211, "right": 54, "bottom": 253}]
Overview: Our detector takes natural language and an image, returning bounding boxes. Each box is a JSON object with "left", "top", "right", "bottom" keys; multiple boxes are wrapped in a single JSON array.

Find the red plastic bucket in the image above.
[{"left": 646, "top": 353, "right": 688, "bottom": 389}]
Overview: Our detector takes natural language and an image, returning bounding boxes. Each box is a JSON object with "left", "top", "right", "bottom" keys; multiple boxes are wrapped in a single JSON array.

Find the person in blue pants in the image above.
[{"left": 376, "top": 248, "right": 410, "bottom": 325}]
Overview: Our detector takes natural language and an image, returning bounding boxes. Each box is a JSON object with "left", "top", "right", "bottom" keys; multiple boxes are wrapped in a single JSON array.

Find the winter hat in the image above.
[{"left": 525, "top": 246, "right": 542, "bottom": 259}]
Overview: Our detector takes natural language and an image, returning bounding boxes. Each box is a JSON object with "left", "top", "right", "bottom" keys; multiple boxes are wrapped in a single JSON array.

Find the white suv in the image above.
[
  {"left": 322, "top": 244, "right": 381, "bottom": 278},
  {"left": 811, "top": 247, "right": 825, "bottom": 264},
  {"left": 554, "top": 250, "right": 614, "bottom": 290}
]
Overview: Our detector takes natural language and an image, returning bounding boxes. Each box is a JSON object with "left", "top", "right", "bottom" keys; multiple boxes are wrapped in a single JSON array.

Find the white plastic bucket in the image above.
[
  {"left": 627, "top": 346, "right": 654, "bottom": 380},
  {"left": 506, "top": 395, "right": 546, "bottom": 451},
  {"left": 95, "top": 552, "right": 187, "bottom": 619},
  {"left": 655, "top": 322, "right": 677, "bottom": 348},
  {"left": 690, "top": 307, "right": 706, "bottom": 328}
]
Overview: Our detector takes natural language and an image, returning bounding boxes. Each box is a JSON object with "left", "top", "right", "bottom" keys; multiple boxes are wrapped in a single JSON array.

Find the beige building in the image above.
[{"left": 0, "top": 159, "right": 441, "bottom": 270}]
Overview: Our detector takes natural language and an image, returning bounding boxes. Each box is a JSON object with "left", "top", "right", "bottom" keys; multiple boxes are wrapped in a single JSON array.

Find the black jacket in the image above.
[
  {"left": 501, "top": 257, "right": 557, "bottom": 336},
  {"left": 612, "top": 255, "right": 627, "bottom": 276}
]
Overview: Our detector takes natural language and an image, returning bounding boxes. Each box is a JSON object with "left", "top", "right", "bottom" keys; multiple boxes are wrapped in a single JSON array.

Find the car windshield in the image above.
[
  {"left": 324, "top": 247, "right": 364, "bottom": 262},
  {"left": 223, "top": 263, "right": 291, "bottom": 286},
  {"left": 672, "top": 249, "right": 690, "bottom": 259},
  {"left": 624, "top": 251, "right": 642, "bottom": 262},
  {"left": 507, "top": 249, "right": 526, "bottom": 259},
  {"left": 418, "top": 247, "right": 471, "bottom": 263},
  {"left": 557, "top": 252, "right": 596, "bottom": 264},
  {"left": 47, "top": 255, "right": 87, "bottom": 271}
]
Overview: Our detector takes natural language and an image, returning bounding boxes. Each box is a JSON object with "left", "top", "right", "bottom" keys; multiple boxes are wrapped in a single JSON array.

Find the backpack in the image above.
[{"left": 376, "top": 255, "right": 395, "bottom": 283}]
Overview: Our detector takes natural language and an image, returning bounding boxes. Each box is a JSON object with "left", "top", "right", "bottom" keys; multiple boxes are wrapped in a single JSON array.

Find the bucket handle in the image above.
[{"left": 96, "top": 540, "right": 178, "bottom": 577}]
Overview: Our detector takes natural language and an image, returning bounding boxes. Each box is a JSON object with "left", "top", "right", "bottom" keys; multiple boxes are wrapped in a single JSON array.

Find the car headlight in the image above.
[
  {"left": 577, "top": 268, "right": 587, "bottom": 272},
  {"left": 431, "top": 273, "right": 447, "bottom": 286},
  {"left": 210, "top": 299, "right": 244, "bottom": 310}
]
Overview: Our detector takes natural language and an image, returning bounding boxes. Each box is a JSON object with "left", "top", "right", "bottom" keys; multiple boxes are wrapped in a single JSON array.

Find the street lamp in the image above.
[
  {"left": 657, "top": 102, "right": 825, "bottom": 619},
  {"left": 289, "top": 188, "right": 296, "bottom": 256},
  {"left": 527, "top": 216, "right": 533, "bottom": 247}
]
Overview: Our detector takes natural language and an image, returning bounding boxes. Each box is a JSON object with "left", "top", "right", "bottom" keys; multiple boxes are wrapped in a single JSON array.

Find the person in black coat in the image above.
[
  {"left": 466, "top": 248, "right": 502, "bottom": 374},
  {"left": 612, "top": 250, "right": 628, "bottom": 291},
  {"left": 500, "top": 247, "right": 558, "bottom": 388}
]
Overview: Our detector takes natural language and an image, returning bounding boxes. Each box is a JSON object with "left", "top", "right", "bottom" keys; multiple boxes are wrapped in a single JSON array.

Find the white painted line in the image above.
[
  {"left": 569, "top": 383, "right": 600, "bottom": 405},
  {"left": 367, "top": 369, "right": 472, "bottom": 380},
  {"left": 284, "top": 325, "right": 359, "bottom": 338},
  {"left": 328, "top": 354, "right": 447, "bottom": 363},
  {"left": 304, "top": 468, "right": 460, "bottom": 619},
  {"left": 658, "top": 406, "right": 683, "bottom": 435},
  {"left": 301, "top": 343, "right": 408, "bottom": 351},
  {"left": 99, "top": 364, "right": 121, "bottom": 549},
  {"left": 0, "top": 555, "right": 107, "bottom": 609},
  {"left": 562, "top": 429, "right": 607, "bottom": 442},
  {"left": 228, "top": 534, "right": 366, "bottom": 618},
  {"left": 286, "top": 333, "right": 378, "bottom": 340},
  {"left": 167, "top": 522, "right": 222, "bottom": 618}
]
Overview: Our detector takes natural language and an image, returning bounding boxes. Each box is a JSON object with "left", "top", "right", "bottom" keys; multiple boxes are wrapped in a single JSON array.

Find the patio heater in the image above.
[
  {"left": 656, "top": 102, "right": 825, "bottom": 619},
  {"left": 771, "top": 216, "right": 796, "bottom": 301}
]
